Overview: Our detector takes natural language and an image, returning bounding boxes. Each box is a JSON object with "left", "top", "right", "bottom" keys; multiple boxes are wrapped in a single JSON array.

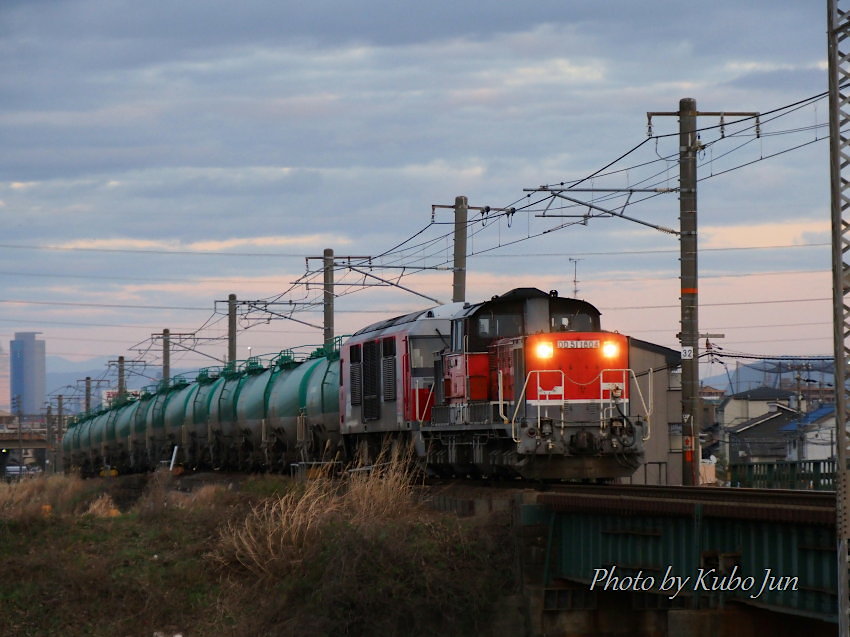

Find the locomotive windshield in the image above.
[
  {"left": 551, "top": 311, "right": 595, "bottom": 332},
  {"left": 476, "top": 313, "right": 522, "bottom": 339}
]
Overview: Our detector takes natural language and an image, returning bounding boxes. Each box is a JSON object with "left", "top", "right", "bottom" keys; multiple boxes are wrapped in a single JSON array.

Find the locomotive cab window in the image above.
[
  {"left": 409, "top": 336, "right": 443, "bottom": 376},
  {"left": 472, "top": 312, "right": 521, "bottom": 347},
  {"left": 451, "top": 319, "right": 465, "bottom": 352},
  {"left": 551, "top": 311, "right": 597, "bottom": 332}
]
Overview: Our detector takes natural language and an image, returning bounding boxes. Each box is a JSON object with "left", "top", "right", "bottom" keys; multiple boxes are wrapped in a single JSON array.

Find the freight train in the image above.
[{"left": 62, "top": 287, "right": 655, "bottom": 480}]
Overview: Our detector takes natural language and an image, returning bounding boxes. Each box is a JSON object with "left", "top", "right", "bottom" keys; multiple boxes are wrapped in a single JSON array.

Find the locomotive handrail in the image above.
[
  {"left": 510, "top": 369, "right": 566, "bottom": 443},
  {"left": 643, "top": 368, "right": 653, "bottom": 441},
  {"left": 498, "top": 370, "right": 509, "bottom": 426},
  {"left": 413, "top": 379, "right": 435, "bottom": 425},
  {"left": 598, "top": 368, "right": 653, "bottom": 441}
]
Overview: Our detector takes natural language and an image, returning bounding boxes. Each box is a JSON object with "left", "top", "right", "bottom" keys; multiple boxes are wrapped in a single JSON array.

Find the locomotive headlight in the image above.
[
  {"left": 535, "top": 342, "right": 554, "bottom": 359},
  {"left": 602, "top": 341, "right": 619, "bottom": 358}
]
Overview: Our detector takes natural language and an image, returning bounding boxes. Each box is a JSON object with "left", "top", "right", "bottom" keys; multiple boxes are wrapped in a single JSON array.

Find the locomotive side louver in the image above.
[
  {"left": 363, "top": 340, "right": 381, "bottom": 420},
  {"left": 350, "top": 365, "right": 362, "bottom": 406},
  {"left": 350, "top": 343, "right": 363, "bottom": 406},
  {"left": 382, "top": 356, "right": 396, "bottom": 401}
]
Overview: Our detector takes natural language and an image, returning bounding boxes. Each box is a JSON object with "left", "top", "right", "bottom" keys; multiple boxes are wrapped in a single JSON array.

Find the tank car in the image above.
[
  {"left": 63, "top": 287, "right": 651, "bottom": 481},
  {"left": 64, "top": 350, "right": 340, "bottom": 475}
]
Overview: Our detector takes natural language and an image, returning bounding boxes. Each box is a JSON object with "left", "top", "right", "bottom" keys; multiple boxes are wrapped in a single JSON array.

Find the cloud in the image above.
[
  {"left": 54, "top": 235, "right": 350, "bottom": 251},
  {"left": 0, "top": 0, "right": 837, "bottom": 372},
  {"left": 702, "top": 220, "right": 830, "bottom": 249}
]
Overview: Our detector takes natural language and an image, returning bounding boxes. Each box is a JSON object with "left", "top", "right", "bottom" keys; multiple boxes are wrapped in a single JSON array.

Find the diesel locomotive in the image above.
[{"left": 63, "top": 287, "right": 653, "bottom": 480}]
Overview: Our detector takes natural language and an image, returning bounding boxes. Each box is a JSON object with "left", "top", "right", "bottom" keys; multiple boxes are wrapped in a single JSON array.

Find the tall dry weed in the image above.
[
  {"left": 84, "top": 493, "right": 121, "bottom": 517},
  {"left": 342, "top": 442, "right": 420, "bottom": 526},
  {"left": 0, "top": 474, "right": 92, "bottom": 522},
  {"left": 133, "top": 468, "right": 176, "bottom": 519},
  {"left": 214, "top": 442, "right": 419, "bottom": 577},
  {"left": 214, "top": 476, "right": 342, "bottom": 577}
]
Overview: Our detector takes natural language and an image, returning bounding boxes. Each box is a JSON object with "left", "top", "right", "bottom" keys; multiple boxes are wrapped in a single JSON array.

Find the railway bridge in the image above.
[
  {"left": 431, "top": 484, "right": 838, "bottom": 636},
  {"left": 0, "top": 431, "right": 50, "bottom": 451}
]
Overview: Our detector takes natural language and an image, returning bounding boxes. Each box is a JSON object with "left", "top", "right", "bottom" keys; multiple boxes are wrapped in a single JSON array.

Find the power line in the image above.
[
  {"left": 601, "top": 297, "right": 830, "bottom": 311},
  {"left": 468, "top": 242, "right": 829, "bottom": 258},
  {"left": 0, "top": 243, "right": 314, "bottom": 257},
  {"left": 0, "top": 298, "right": 210, "bottom": 311}
]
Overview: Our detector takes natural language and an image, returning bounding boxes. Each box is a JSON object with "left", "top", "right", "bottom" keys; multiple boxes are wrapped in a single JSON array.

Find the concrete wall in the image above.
[{"left": 627, "top": 343, "right": 682, "bottom": 486}]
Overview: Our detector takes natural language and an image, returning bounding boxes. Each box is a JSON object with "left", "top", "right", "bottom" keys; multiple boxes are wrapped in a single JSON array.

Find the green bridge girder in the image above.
[{"left": 523, "top": 488, "right": 837, "bottom": 624}]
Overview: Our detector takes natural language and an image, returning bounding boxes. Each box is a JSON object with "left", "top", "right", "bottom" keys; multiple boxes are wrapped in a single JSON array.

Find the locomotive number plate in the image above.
[{"left": 557, "top": 340, "right": 600, "bottom": 349}]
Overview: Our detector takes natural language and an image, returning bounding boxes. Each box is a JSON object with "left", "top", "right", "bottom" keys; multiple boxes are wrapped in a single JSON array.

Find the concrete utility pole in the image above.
[
  {"left": 45, "top": 404, "right": 52, "bottom": 472},
  {"left": 647, "top": 100, "right": 758, "bottom": 486},
  {"left": 85, "top": 376, "right": 92, "bottom": 413},
  {"left": 162, "top": 328, "right": 170, "bottom": 385},
  {"left": 117, "top": 356, "right": 126, "bottom": 399},
  {"left": 432, "top": 197, "right": 516, "bottom": 303},
  {"left": 452, "top": 196, "right": 468, "bottom": 303},
  {"left": 14, "top": 394, "right": 21, "bottom": 465},
  {"left": 827, "top": 0, "right": 850, "bottom": 630},
  {"left": 57, "top": 395, "right": 64, "bottom": 472},
  {"left": 679, "top": 98, "right": 700, "bottom": 487},
  {"left": 323, "top": 248, "right": 334, "bottom": 351},
  {"left": 228, "top": 293, "right": 237, "bottom": 364}
]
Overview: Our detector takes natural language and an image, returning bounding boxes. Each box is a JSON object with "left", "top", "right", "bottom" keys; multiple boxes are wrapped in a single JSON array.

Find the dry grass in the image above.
[
  {"left": 0, "top": 474, "right": 96, "bottom": 521},
  {"left": 213, "top": 444, "right": 419, "bottom": 577},
  {"left": 0, "top": 461, "right": 515, "bottom": 636},
  {"left": 84, "top": 493, "right": 121, "bottom": 517},
  {"left": 211, "top": 445, "right": 508, "bottom": 636}
]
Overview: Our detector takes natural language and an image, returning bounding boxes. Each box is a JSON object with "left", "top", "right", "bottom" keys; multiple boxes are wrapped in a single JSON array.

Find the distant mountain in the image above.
[
  {"left": 702, "top": 358, "right": 834, "bottom": 394},
  {"left": 46, "top": 355, "right": 113, "bottom": 374}
]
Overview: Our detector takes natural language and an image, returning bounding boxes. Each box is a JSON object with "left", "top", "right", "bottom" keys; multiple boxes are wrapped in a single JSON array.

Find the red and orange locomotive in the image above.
[{"left": 342, "top": 287, "right": 649, "bottom": 480}]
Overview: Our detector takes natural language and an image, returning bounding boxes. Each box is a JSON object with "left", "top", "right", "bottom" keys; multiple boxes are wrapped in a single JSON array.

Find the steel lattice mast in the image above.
[{"left": 828, "top": 0, "right": 850, "bottom": 631}]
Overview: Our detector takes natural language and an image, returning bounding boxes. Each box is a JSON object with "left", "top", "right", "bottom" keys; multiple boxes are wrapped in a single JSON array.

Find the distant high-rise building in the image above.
[
  {"left": 10, "top": 332, "right": 46, "bottom": 417},
  {"left": 0, "top": 344, "right": 9, "bottom": 412}
]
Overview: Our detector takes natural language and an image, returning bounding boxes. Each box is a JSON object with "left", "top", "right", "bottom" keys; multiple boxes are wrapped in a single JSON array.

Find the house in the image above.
[
  {"left": 782, "top": 404, "right": 836, "bottom": 461},
  {"left": 719, "top": 386, "right": 794, "bottom": 429},
  {"left": 699, "top": 384, "right": 725, "bottom": 403},
  {"left": 726, "top": 403, "right": 800, "bottom": 463}
]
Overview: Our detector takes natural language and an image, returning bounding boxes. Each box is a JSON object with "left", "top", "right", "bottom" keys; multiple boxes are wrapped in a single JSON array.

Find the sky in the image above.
[{"left": 0, "top": 1, "right": 834, "bottom": 407}]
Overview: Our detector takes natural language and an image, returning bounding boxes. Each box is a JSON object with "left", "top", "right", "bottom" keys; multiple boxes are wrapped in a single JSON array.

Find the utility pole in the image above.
[
  {"left": 647, "top": 100, "right": 758, "bottom": 486},
  {"left": 228, "top": 293, "right": 237, "bottom": 364},
  {"left": 77, "top": 377, "right": 109, "bottom": 412},
  {"left": 162, "top": 328, "right": 170, "bottom": 385},
  {"left": 45, "top": 404, "right": 52, "bottom": 472},
  {"left": 14, "top": 394, "right": 21, "bottom": 466},
  {"left": 108, "top": 355, "right": 149, "bottom": 403},
  {"left": 57, "top": 395, "right": 64, "bottom": 472},
  {"left": 432, "top": 198, "right": 516, "bottom": 303},
  {"left": 452, "top": 196, "right": 468, "bottom": 303},
  {"left": 679, "top": 97, "right": 699, "bottom": 487},
  {"left": 323, "top": 248, "right": 334, "bottom": 351},
  {"left": 117, "top": 356, "right": 126, "bottom": 399},
  {"left": 827, "top": 0, "right": 850, "bottom": 630}
]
